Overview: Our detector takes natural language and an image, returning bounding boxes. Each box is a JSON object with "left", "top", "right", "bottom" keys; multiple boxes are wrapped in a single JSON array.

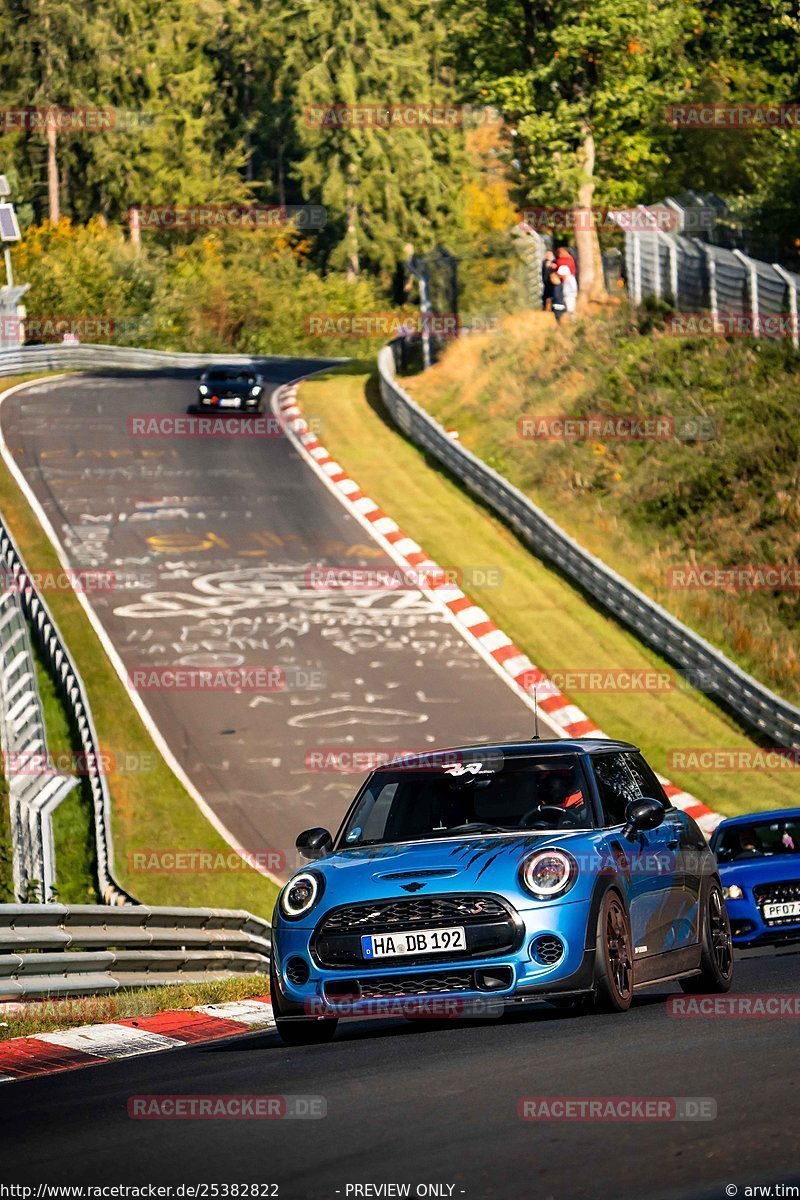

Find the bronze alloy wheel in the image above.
[{"left": 594, "top": 891, "right": 634, "bottom": 1012}]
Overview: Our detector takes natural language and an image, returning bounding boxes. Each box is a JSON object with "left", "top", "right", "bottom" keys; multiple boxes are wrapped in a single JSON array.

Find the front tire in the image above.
[
  {"left": 680, "top": 879, "right": 734, "bottom": 994},
  {"left": 270, "top": 961, "right": 338, "bottom": 1046},
  {"left": 592, "top": 890, "right": 634, "bottom": 1012}
]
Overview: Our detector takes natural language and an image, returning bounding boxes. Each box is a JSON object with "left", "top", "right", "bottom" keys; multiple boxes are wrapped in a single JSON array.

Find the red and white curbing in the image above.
[
  {"left": 0, "top": 998, "right": 274, "bottom": 1083},
  {"left": 275, "top": 384, "right": 722, "bottom": 836}
]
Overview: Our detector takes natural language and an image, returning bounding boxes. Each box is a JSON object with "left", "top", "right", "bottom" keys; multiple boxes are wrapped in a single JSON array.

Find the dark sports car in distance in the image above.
[
  {"left": 193, "top": 366, "right": 264, "bottom": 413},
  {"left": 270, "top": 738, "right": 734, "bottom": 1045},
  {"left": 711, "top": 808, "right": 800, "bottom": 945}
]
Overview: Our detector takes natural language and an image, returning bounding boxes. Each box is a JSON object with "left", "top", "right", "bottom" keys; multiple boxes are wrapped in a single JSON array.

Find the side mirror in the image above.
[
  {"left": 296, "top": 827, "right": 333, "bottom": 861},
  {"left": 622, "top": 797, "right": 665, "bottom": 840}
]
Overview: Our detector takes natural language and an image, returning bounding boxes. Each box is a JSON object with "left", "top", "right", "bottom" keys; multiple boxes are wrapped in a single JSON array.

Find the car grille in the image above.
[
  {"left": 324, "top": 972, "right": 476, "bottom": 1000},
  {"left": 753, "top": 879, "right": 800, "bottom": 925},
  {"left": 320, "top": 895, "right": 508, "bottom": 934},
  {"left": 314, "top": 894, "right": 520, "bottom": 970}
]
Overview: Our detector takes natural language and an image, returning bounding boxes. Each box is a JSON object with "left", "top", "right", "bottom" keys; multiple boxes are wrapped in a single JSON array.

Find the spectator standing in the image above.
[
  {"left": 555, "top": 244, "right": 577, "bottom": 277},
  {"left": 558, "top": 265, "right": 578, "bottom": 317},
  {"left": 541, "top": 249, "right": 556, "bottom": 310},
  {"left": 550, "top": 271, "right": 565, "bottom": 324}
]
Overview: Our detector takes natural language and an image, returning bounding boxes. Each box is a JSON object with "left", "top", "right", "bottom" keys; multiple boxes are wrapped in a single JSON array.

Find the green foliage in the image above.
[
  {"left": 415, "top": 306, "right": 800, "bottom": 702},
  {"left": 0, "top": 771, "right": 13, "bottom": 903},
  {"left": 16, "top": 219, "right": 392, "bottom": 357}
]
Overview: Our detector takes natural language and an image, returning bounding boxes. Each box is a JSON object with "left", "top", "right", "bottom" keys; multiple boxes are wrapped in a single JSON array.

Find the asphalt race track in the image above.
[
  {"left": 3, "top": 365, "right": 798, "bottom": 1200},
  {"left": 0, "top": 947, "right": 798, "bottom": 1198},
  {"left": 0, "top": 364, "right": 542, "bottom": 876}
]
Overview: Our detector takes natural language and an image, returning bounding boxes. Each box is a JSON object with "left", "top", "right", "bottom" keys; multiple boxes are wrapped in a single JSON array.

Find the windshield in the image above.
[
  {"left": 714, "top": 817, "right": 800, "bottom": 862},
  {"left": 338, "top": 754, "right": 594, "bottom": 847},
  {"left": 205, "top": 369, "right": 256, "bottom": 383}
]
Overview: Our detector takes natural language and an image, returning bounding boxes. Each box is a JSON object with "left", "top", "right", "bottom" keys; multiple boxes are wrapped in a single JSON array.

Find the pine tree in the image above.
[{"left": 283, "top": 0, "right": 469, "bottom": 281}]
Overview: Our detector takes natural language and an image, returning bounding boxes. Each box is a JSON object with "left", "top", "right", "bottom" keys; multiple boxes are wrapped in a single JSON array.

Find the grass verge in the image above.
[
  {"left": 300, "top": 366, "right": 799, "bottom": 817},
  {"left": 0, "top": 975, "right": 269, "bottom": 1041},
  {"left": 409, "top": 304, "right": 800, "bottom": 705},
  {"left": 0, "top": 375, "right": 279, "bottom": 914}
]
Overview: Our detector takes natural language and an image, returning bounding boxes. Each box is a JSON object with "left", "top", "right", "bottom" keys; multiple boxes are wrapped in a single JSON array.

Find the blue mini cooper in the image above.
[{"left": 270, "top": 739, "right": 734, "bottom": 1044}]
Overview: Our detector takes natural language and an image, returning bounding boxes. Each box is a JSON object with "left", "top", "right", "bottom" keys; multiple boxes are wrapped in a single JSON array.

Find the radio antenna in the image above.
[{"left": 532, "top": 690, "right": 541, "bottom": 741}]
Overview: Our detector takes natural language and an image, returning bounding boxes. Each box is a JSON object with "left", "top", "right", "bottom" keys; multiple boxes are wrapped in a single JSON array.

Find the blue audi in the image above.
[
  {"left": 711, "top": 808, "right": 800, "bottom": 946},
  {"left": 270, "top": 739, "right": 734, "bottom": 1044}
]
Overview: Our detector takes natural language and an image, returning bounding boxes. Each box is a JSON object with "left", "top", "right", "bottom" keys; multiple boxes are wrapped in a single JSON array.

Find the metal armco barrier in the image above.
[
  {"left": 378, "top": 345, "right": 800, "bottom": 749},
  {"left": 0, "top": 517, "right": 134, "bottom": 906},
  {"left": 0, "top": 904, "right": 271, "bottom": 997},
  {"left": 0, "top": 344, "right": 257, "bottom": 374},
  {"left": 0, "top": 586, "right": 78, "bottom": 901}
]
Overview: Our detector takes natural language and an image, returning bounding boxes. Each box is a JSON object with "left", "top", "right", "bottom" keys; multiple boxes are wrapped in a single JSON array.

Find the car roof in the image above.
[
  {"left": 713, "top": 808, "right": 800, "bottom": 830},
  {"left": 373, "top": 737, "right": 638, "bottom": 766}
]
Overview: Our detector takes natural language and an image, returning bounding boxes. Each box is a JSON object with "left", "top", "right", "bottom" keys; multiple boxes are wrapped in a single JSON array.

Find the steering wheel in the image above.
[{"left": 519, "top": 804, "right": 585, "bottom": 829}]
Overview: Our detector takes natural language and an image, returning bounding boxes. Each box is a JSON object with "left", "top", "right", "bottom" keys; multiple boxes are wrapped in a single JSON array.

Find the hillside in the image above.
[{"left": 407, "top": 304, "right": 800, "bottom": 706}]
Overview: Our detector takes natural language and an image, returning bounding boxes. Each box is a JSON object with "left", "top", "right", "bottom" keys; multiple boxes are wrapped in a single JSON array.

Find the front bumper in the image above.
[
  {"left": 725, "top": 896, "right": 800, "bottom": 946},
  {"left": 273, "top": 897, "right": 595, "bottom": 1017},
  {"left": 196, "top": 395, "right": 261, "bottom": 410}
]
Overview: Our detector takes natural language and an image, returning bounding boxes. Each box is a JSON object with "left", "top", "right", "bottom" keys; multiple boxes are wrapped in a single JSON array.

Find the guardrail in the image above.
[
  {"left": 0, "top": 904, "right": 271, "bottom": 997},
  {"left": 378, "top": 345, "right": 800, "bottom": 749},
  {"left": 0, "top": 584, "right": 78, "bottom": 900},
  {"left": 0, "top": 517, "right": 134, "bottom": 905},
  {"left": 0, "top": 344, "right": 258, "bottom": 375}
]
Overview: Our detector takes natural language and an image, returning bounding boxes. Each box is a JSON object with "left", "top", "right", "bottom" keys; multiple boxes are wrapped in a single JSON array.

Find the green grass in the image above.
[
  {"left": 411, "top": 303, "right": 800, "bottom": 706},
  {"left": 300, "top": 366, "right": 800, "bottom": 817},
  {"left": 0, "top": 376, "right": 279, "bottom": 915},
  {"left": 0, "top": 975, "right": 269, "bottom": 1041},
  {"left": 0, "top": 770, "right": 12, "bottom": 902},
  {"left": 31, "top": 640, "right": 98, "bottom": 904}
]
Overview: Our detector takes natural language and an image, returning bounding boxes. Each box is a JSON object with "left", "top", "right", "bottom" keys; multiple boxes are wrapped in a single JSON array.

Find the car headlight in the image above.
[
  {"left": 251, "top": 385, "right": 261, "bottom": 396},
  {"left": 199, "top": 384, "right": 208, "bottom": 395},
  {"left": 521, "top": 849, "right": 577, "bottom": 899},
  {"left": 280, "top": 871, "right": 323, "bottom": 920},
  {"left": 723, "top": 884, "right": 743, "bottom": 901}
]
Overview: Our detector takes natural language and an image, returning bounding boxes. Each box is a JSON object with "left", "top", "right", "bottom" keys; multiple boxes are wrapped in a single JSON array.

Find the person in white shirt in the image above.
[{"left": 558, "top": 265, "right": 578, "bottom": 316}]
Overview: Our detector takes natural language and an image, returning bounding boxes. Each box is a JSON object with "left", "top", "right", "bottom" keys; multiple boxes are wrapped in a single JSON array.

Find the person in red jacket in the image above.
[{"left": 555, "top": 245, "right": 577, "bottom": 278}]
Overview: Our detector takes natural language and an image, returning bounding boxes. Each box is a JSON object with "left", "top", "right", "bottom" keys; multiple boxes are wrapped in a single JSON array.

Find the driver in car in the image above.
[{"left": 529, "top": 767, "right": 590, "bottom": 827}]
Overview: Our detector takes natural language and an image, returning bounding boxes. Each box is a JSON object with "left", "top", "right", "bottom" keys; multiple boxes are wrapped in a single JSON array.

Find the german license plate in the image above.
[
  {"left": 361, "top": 925, "right": 466, "bottom": 959},
  {"left": 763, "top": 900, "right": 800, "bottom": 920},
  {"left": 220, "top": 397, "right": 240, "bottom": 407}
]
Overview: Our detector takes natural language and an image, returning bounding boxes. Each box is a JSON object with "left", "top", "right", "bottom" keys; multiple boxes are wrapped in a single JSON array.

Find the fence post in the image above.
[
  {"left": 696, "top": 240, "right": 718, "bottom": 325},
  {"left": 733, "top": 248, "right": 760, "bottom": 337},
  {"left": 771, "top": 262, "right": 799, "bottom": 350},
  {"left": 631, "top": 233, "right": 642, "bottom": 304}
]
